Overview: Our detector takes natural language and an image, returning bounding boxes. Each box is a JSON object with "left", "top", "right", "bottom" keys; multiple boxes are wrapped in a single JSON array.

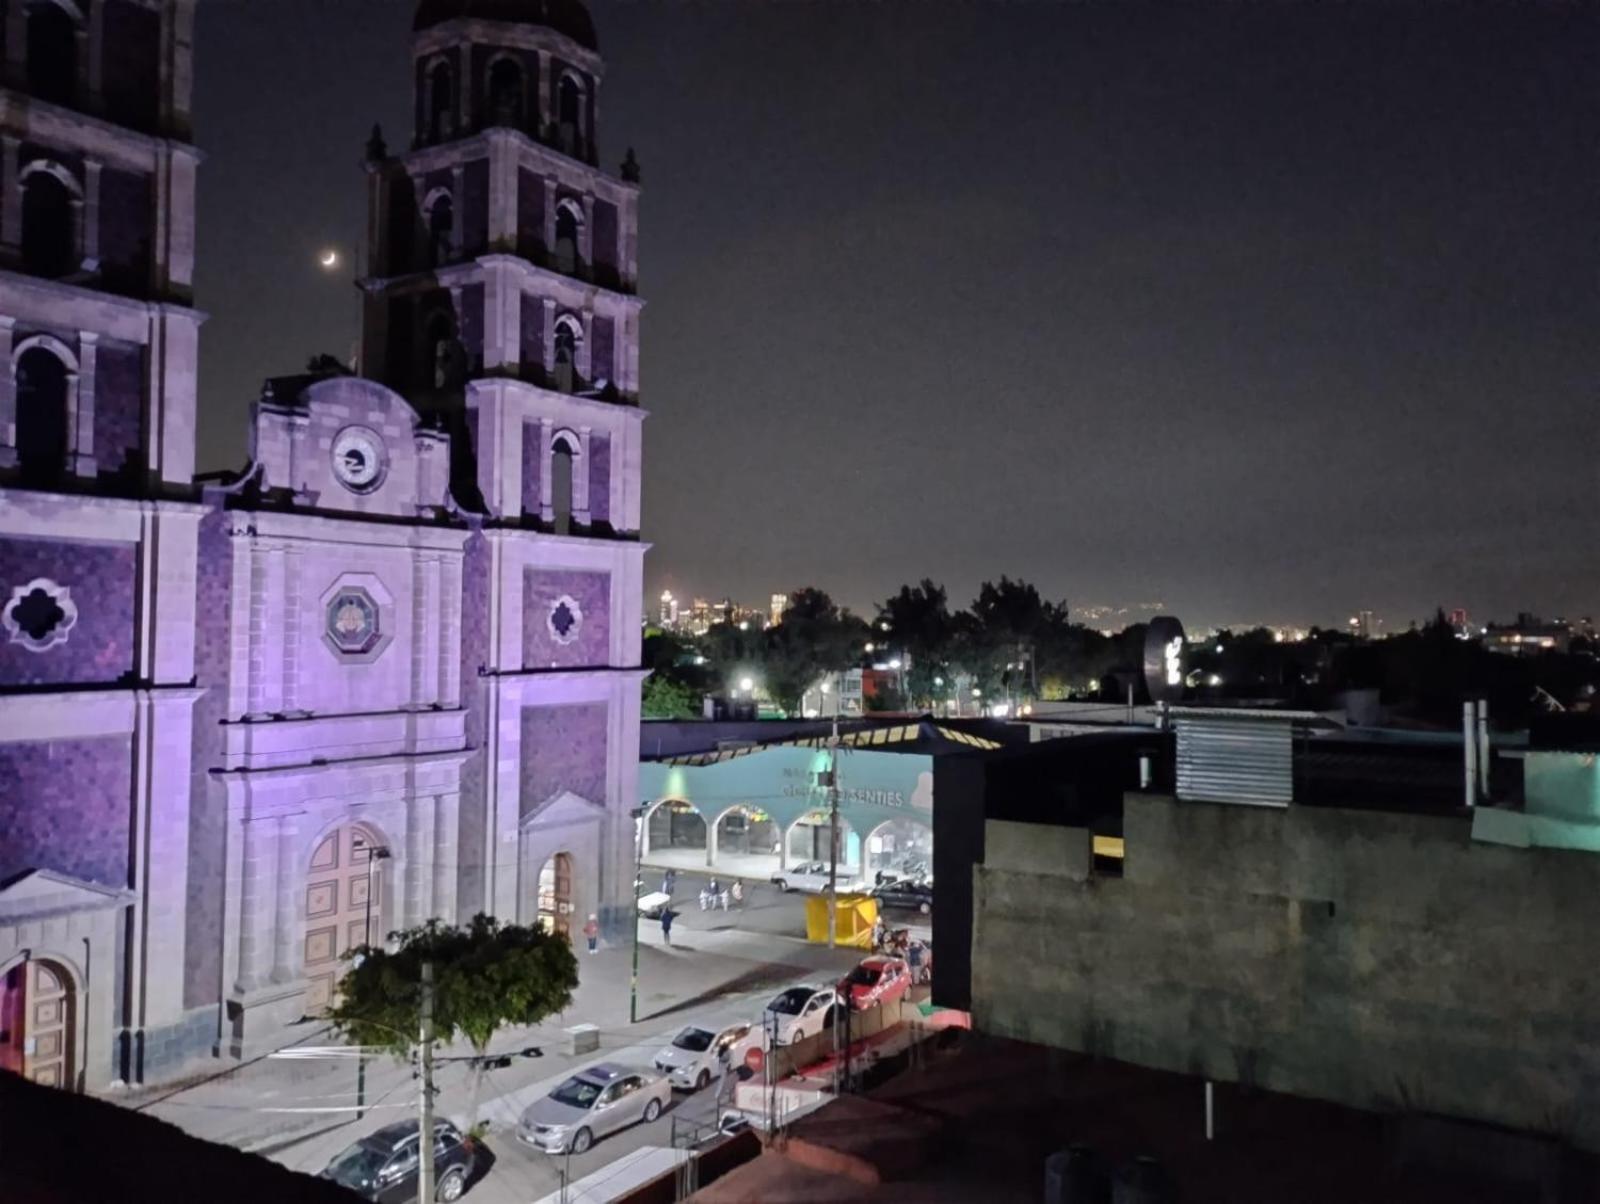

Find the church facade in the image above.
[{"left": 0, "top": 0, "right": 646, "bottom": 1090}]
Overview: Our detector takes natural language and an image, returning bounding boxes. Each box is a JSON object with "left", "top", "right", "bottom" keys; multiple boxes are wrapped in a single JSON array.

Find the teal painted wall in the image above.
[{"left": 640, "top": 747, "right": 934, "bottom": 839}]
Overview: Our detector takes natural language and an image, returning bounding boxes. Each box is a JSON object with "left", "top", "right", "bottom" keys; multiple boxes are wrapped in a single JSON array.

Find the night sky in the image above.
[{"left": 193, "top": 1, "right": 1597, "bottom": 631}]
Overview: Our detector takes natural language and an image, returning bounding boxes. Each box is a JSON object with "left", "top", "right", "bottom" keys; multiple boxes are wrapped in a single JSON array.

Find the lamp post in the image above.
[
  {"left": 629, "top": 804, "right": 647, "bottom": 1024},
  {"left": 355, "top": 845, "right": 391, "bottom": 1121}
]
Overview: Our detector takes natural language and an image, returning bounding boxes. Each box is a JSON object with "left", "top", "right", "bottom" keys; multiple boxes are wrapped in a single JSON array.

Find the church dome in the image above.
[{"left": 413, "top": 0, "right": 598, "bottom": 50}]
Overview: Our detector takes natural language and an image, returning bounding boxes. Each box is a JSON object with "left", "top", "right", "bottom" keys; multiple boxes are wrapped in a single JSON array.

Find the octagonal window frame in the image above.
[{"left": 319, "top": 574, "right": 395, "bottom": 665}]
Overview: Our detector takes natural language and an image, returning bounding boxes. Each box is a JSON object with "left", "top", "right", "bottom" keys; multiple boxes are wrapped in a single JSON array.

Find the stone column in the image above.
[
  {"left": 406, "top": 794, "right": 435, "bottom": 924},
  {"left": 234, "top": 815, "right": 265, "bottom": 994},
  {"left": 82, "top": 159, "right": 102, "bottom": 271},
  {"left": 450, "top": 164, "right": 465, "bottom": 254},
  {"left": 280, "top": 547, "right": 302, "bottom": 712},
  {"left": 578, "top": 310, "right": 593, "bottom": 383},
  {"left": 70, "top": 333, "right": 97, "bottom": 476},
  {"left": 0, "top": 137, "right": 19, "bottom": 256},
  {"left": 573, "top": 426, "right": 591, "bottom": 524},
  {"left": 0, "top": 317, "right": 15, "bottom": 467},
  {"left": 86, "top": 0, "right": 105, "bottom": 111},
  {"left": 542, "top": 176, "right": 557, "bottom": 250},
  {"left": 536, "top": 51, "right": 552, "bottom": 133},
  {"left": 706, "top": 816, "right": 718, "bottom": 868},
  {"left": 540, "top": 297, "right": 555, "bottom": 376},
  {"left": 433, "top": 792, "right": 459, "bottom": 923},
  {"left": 580, "top": 194, "right": 594, "bottom": 267},
  {"left": 270, "top": 815, "right": 297, "bottom": 982},
  {"left": 538, "top": 416, "right": 554, "bottom": 521},
  {"left": 438, "top": 556, "right": 462, "bottom": 706}
]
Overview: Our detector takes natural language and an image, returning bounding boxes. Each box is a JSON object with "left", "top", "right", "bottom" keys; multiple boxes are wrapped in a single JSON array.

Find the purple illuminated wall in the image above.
[
  {"left": 184, "top": 503, "right": 232, "bottom": 1007},
  {"left": 0, "top": 536, "right": 136, "bottom": 686},
  {"left": 519, "top": 294, "right": 544, "bottom": 378},
  {"left": 0, "top": 735, "right": 132, "bottom": 887},
  {"left": 99, "top": 168, "right": 153, "bottom": 295},
  {"left": 518, "top": 703, "right": 607, "bottom": 817},
  {"left": 517, "top": 167, "right": 545, "bottom": 261},
  {"left": 456, "top": 533, "right": 491, "bottom": 913},
  {"left": 522, "top": 569, "right": 609, "bottom": 667},
  {"left": 94, "top": 341, "right": 144, "bottom": 477},
  {"left": 462, "top": 158, "right": 490, "bottom": 255},
  {"left": 587, "top": 434, "right": 610, "bottom": 526},
  {"left": 590, "top": 316, "right": 614, "bottom": 386}
]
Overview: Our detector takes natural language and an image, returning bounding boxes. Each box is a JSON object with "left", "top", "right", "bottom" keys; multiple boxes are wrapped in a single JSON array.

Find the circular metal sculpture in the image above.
[{"left": 1143, "top": 615, "right": 1187, "bottom": 705}]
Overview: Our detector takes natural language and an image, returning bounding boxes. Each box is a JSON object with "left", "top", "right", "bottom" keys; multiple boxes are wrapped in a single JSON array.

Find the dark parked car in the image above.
[
  {"left": 322, "top": 1119, "right": 476, "bottom": 1202},
  {"left": 871, "top": 878, "right": 933, "bottom": 915}
]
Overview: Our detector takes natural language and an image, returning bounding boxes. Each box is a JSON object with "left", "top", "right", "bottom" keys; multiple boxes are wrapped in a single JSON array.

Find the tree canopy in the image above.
[{"left": 329, "top": 913, "right": 578, "bottom": 1128}]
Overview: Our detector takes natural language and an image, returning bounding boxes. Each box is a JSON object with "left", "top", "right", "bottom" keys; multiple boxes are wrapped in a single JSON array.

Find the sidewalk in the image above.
[
  {"left": 137, "top": 922, "right": 859, "bottom": 1167},
  {"left": 643, "top": 848, "right": 863, "bottom": 884}
]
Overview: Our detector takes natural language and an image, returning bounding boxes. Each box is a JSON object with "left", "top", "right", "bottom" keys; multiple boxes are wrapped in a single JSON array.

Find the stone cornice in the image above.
[
  {"left": 0, "top": 88, "right": 202, "bottom": 173},
  {"left": 0, "top": 267, "right": 206, "bottom": 338},
  {"left": 387, "top": 124, "right": 636, "bottom": 200},
  {"left": 412, "top": 20, "right": 606, "bottom": 77},
  {"left": 358, "top": 254, "right": 643, "bottom": 314}
]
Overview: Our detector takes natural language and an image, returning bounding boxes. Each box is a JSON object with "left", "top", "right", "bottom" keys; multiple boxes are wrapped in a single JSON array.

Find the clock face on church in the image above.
[{"left": 331, "top": 426, "right": 386, "bottom": 492}]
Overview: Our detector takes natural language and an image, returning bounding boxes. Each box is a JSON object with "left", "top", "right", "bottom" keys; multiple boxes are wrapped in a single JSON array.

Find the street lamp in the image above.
[
  {"left": 738, "top": 675, "right": 754, "bottom": 693},
  {"left": 356, "top": 845, "right": 391, "bottom": 1121},
  {"left": 629, "top": 804, "right": 648, "bottom": 1024}
]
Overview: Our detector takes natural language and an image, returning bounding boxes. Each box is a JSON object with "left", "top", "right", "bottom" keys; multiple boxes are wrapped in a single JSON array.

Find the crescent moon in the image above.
[{"left": 319, "top": 250, "right": 339, "bottom": 268}]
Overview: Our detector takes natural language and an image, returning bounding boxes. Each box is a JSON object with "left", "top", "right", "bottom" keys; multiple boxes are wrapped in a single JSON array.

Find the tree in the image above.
[
  {"left": 763, "top": 588, "right": 869, "bottom": 714},
  {"left": 329, "top": 913, "right": 579, "bottom": 1130},
  {"left": 875, "top": 579, "right": 955, "bottom": 708},
  {"left": 643, "top": 673, "right": 699, "bottom": 719}
]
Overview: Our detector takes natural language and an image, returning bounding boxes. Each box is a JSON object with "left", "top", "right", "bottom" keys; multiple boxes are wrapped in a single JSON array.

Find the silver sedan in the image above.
[{"left": 517, "top": 1062, "right": 672, "bottom": 1155}]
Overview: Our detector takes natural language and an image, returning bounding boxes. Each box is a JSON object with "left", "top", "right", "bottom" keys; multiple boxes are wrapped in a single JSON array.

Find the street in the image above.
[{"left": 139, "top": 878, "right": 873, "bottom": 1203}]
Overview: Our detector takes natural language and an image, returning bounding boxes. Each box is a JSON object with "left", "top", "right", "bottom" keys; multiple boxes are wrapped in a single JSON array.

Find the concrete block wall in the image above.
[{"left": 972, "top": 794, "right": 1600, "bottom": 1151}]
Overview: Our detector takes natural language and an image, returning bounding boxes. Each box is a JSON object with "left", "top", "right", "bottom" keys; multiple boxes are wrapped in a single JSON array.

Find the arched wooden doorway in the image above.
[
  {"left": 0, "top": 958, "right": 75, "bottom": 1087},
  {"left": 537, "top": 852, "right": 573, "bottom": 937},
  {"left": 303, "top": 823, "right": 388, "bottom": 1013}
]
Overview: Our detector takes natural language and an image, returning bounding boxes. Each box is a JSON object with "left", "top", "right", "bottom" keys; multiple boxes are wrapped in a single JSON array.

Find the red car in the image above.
[{"left": 840, "top": 956, "right": 912, "bottom": 1011}]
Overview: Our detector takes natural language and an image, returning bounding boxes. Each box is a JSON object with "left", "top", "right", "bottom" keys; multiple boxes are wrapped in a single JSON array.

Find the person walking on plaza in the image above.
[
  {"left": 583, "top": 914, "right": 599, "bottom": 954},
  {"left": 661, "top": 907, "right": 675, "bottom": 946},
  {"left": 730, "top": 880, "right": 744, "bottom": 909},
  {"left": 663, "top": 868, "right": 677, "bottom": 897}
]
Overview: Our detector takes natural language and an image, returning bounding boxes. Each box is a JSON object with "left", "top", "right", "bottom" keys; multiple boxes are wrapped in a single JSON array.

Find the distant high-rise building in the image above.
[
  {"left": 1350, "top": 610, "right": 1378, "bottom": 639},
  {"left": 771, "top": 592, "right": 788, "bottom": 626},
  {"left": 659, "top": 590, "right": 678, "bottom": 629}
]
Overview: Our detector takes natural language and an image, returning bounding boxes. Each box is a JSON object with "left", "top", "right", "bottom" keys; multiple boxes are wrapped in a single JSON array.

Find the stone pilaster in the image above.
[
  {"left": 0, "top": 136, "right": 19, "bottom": 256},
  {"left": 82, "top": 159, "right": 102, "bottom": 272},
  {"left": 0, "top": 316, "right": 15, "bottom": 468},
  {"left": 270, "top": 815, "right": 297, "bottom": 982},
  {"left": 71, "top": 332, "right": 98, "bottom": 477}
]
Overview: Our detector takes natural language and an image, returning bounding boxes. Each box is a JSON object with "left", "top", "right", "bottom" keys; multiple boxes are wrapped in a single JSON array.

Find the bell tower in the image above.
[{"left": 360, "top": 0, "right": 643, "bottom": 534}]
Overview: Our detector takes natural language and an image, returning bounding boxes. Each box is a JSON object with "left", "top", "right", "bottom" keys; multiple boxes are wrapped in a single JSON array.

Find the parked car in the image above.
[
  {"left": 871, "top": 878, "right": 933, "bottom": 915},
  {"left": 322, "top": 1119, "right": 475, "bottom": 1202},
  {"left": 762, "top": 984, "right": 839, "bottom": 1045},
  {"left": 770, "top": 861, "right": 859, "bottom": 893},
  {"left": 517, "top": 1063, "right": 672, "bottom": 1154},
  {"left": 840, "top": 956, "right": 912, "bottom": 1011},
  {"left": 653, "top": 1021, "right": 757, "bottom": 1090}
]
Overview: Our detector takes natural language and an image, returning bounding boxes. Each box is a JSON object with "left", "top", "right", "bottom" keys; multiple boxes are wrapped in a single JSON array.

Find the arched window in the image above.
[
  {"left": 550, "top": 431, "right": 577, "bottom": 534},
  {"left": 428, "top": 60, "right": 454, "bottom": 141},
  {"left": 488, "top": 57, "right": 523, "bottom": 127},
  {"left": 553, "top": 202, "right": 580, "bottom": 274},
  {"left": 26, "top": 1, "right": 80, "bottom": 107},
  {"left": 21, "top": 167, "right": 77, "bottom": 279},
  {"left": 552, "top": 316, "right": 581, "bottom": 393},
  {"left": 15, "top": 345, "right": 71, "bottom": 483},
  {"left": 557, "top": 74, "right": 582, "bottom": 153},
  {"left": 426, "top": 191, "right": 453, "bottom": 267}
]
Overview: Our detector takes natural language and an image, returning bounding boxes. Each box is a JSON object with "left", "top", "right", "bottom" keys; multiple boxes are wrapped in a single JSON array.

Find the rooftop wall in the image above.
[{"left": 972, "top": 793, "right": 1600, "bottom": 1151}]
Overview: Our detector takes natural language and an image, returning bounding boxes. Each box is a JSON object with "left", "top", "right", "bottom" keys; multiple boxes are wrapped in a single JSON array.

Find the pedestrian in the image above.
[
  {"left": 698, "top": 885, "right": 711, "bottom": 911},
  {"left": 908, "top": 940, "right": 925, "bottom": 985},
  {"left": 719, "top": 885, "right": 730, "bottom": 911},
  {"left": 730, "top": 880, "right": 744, "bottom": 908},
  {"left": 583, "top": 914, "right": 599, "bottom": 955},
  {"left": 871, "top": 916, "right": 888, "bottom": 953},
  {"left": 663, "top": 868, "right": 677, "bottom": 897},
  {"left": 661, "top": 908, "right": 675, "bottom": 946}
]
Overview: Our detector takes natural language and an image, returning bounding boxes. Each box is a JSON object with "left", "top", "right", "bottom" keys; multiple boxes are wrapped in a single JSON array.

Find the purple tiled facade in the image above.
[
  {"left": 0, "top": 536, "right": 136, "bottom": 686},
  {"left": 522, "top": 568, "right": 610, "bottom": 667},
  {"left": 518, "top": 702, "right": 607, "bottom": 817},
  {"left": 587, "top": 433, "right": 610, "bottom": 526},
  {"left": 0, "top": 735, "right": 133, "bottom": 888},
  {"left": 94, "top": 342, "right": 145, "bottom": 476}
]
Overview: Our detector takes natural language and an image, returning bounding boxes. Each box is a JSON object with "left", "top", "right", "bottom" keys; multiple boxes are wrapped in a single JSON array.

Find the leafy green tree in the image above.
[
  {"left": 329, "top": 914, "right": 578, "bottom": 1129},
  {"left": 763, "top": 588, "right": 870, "bottom": 714},
  {"left": 875, "top": 579, "right": 956, "bottom": 708},
  {"left": 643, "top": 674, "right": 700, "bottom": 718}
]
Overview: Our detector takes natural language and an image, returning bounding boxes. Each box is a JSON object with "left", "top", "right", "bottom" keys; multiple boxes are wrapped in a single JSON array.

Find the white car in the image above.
[
  {"left": 652, "top": 1021, "right": 757, "bottom": 1091},
  {"left": 769, "top": 861, "right": 860, "bottom": 893},
  {"left": 762, "top": 984, "right": 839, "bottom": 1045}
]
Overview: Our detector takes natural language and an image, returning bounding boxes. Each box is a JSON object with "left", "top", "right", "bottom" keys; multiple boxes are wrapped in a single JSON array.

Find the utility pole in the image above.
[
  {"left": 418, "top": 961, "right": 435, "bottom": 1204},
  {"left": 629, "top": 803, "right": 646, "bottom": 1023},
  {"left": 825, "top": 707, "right": 841, "bottom": 948}
]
